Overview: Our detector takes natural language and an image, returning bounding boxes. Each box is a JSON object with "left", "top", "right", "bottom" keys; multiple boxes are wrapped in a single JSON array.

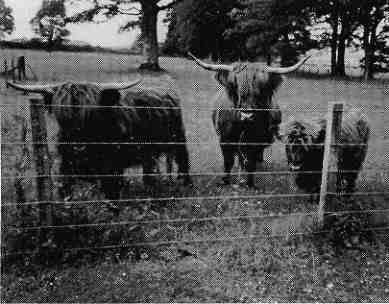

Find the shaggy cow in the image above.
[
  {"left": 188, "top": 52, "right": 310, "bottom": 187},
  {"left": 121, "top": 88, "right": 192, "bottom": 186},
  {"left": 282, "top": 110, "right": 370, "bottom": 193},
  {"left": 7, "top": 80, "right": 192, "bottom": 200}
]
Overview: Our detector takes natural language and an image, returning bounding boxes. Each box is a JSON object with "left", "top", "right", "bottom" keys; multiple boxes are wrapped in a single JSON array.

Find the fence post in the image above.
[
  {"left": 29, "top": 98, "right": 53, "bottom": 229},
  {"left": 318, "top": 102, "right": 343, "bottom": 225}
]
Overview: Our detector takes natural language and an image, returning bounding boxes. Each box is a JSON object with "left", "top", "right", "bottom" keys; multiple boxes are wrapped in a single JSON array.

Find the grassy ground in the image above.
[{"left": 1, "top": 49, "right": 389, "bottom": 302}]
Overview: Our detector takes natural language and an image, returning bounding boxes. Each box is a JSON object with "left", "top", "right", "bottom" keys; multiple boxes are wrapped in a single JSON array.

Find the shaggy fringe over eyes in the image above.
[
  {"left": 51, "top": 83, "right": 101, "bottom": 128},
  {"left": 231, "top": 62, "right": 284, "bottom": 108},
  {"left": 282, "top": 119, "right": 323, "bottom": 143}
]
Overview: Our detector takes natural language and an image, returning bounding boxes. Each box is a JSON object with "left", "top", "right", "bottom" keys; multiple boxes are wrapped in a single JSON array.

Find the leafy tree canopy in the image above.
[
  {"left": 30, "top": 0, "right": 70, "bottom": 49},
  {"left": 0, "top": 0, "right": 14, "bottom": 38}
]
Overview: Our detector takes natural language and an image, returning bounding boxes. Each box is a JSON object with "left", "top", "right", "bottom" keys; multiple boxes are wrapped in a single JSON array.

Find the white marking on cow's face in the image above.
[
  {"left": 240, "top": 111, "right": 254, "bottom": 121},
  {"left": 289, "top": 164, "right": 302, "bottom": 171}
]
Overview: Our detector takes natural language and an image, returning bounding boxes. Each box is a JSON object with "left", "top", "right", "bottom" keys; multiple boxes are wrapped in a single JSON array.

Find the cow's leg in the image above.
[
  {"left": 257, "top": 149, "right": 264, "bottom": 163},
  {"left": 166, "top": 153, "right": 174, "bottom": 183},
  {"left": 220, "top": 144, "right": 235, "bottom": 185},
  {"left": 344, "top": 172, "right": 358, "bottom": 193},
  {"left": 339, "top": 153, "right": 360, "bottom": 194},
  {"left": 101, "top": 170, "right": 122, "bottom": 216},
  {"left": 142, "top": 153, "right": 157, "bottom": 187},
  {"left": 246, "top": 149, "right": 258, "bottom": 188},
  {"left": 58, "top": 143, "right": 75, "bottom": 200},
  {"left": 175, "top": 145, "right": 192, "bottom": 186}
]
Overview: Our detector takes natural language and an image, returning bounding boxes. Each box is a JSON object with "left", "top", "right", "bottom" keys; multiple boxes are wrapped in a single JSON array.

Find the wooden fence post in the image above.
[
  {"left": 29, "top": 98, "right": 53, "bottom": 229},
  {"left": 318, "top": 102, "right": 343, "bottom": 225}
]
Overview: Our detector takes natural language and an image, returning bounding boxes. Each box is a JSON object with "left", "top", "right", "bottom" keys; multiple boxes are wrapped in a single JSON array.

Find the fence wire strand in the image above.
[
  {"left": 2, "top": 168, "right": 388, "bottom": 181},
  {"left": 0, "top": 141, "right": 374, "bottom": 147},
  {"left": 2, "top": 191, "right": 388, "bottom": 208},
  {"left": 0, "top": 101, "right": 388, "bottom": 113},
  {"left": 4, "top": 226, "right": 389, "bottom": 257},
  {"left": 6, "top": 208, "right": 389, "bottom": 232}
]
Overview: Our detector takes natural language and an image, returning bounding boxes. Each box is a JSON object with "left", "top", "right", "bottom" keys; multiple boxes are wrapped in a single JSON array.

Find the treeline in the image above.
[
  {"left": 0, "top": 39, "right": 137, "bottom": 55},
  {"left": 163, "top": 0, "right": 389, "bottom": 79}
]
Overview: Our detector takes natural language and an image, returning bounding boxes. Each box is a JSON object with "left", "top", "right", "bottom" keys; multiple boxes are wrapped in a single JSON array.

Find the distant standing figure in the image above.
[{"left": 17, "top": 56, "right": 26, "bottom": 81}]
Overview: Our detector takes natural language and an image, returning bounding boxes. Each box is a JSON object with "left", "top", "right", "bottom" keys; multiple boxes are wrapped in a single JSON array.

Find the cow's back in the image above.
[{"left": 340, "top": 110, "right": 370, "bottom": 144}]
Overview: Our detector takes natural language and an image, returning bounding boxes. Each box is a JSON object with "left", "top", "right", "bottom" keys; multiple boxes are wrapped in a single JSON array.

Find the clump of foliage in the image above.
[
  {"left": 30, "top": 0, "right": 70, "bottom": 51},
  {"left": 318, "top": 198, "right": 375, "bottom": 251},
  {"left": 0, "top": 0, "right": 14, "bottom": 38}
]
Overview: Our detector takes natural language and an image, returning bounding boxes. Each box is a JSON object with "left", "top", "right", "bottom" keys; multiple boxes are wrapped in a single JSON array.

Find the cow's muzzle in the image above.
[
  {"left": 239, "top": 110, "right": 255, "bottom": 121},
  {"left": 289, "top": 164, "right": 302, "bottom": 171}
]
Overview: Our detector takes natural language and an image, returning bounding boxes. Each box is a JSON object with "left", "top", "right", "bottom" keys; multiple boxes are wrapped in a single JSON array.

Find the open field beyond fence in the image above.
[{"left": 1, "top": 49, "right": 389, "bottom": 302}]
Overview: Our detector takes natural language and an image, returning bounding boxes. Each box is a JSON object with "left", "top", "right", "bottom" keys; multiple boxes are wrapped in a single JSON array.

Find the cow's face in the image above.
[
  {"left": 188, "top": 52, "right": 310, "bottom": 123},
  {"left": 285, "top": 132, "right": 310, "bottom": 171},
  {"left": 282, "top": 122, "right": 314, "bottom": 171},
  {"left": 215, "top": 65, "right": 275, "bottom": 123}
]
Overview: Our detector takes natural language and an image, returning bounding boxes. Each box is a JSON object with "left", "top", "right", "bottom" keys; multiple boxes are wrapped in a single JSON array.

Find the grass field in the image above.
[{"left": 1, "top": 49, "right": 389, "bottom": 302}]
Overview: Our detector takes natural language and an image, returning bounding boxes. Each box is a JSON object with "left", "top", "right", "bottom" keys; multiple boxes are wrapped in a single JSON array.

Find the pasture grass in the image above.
[{"left": 1, "top": 49, "right": 388, "bottom": 302}]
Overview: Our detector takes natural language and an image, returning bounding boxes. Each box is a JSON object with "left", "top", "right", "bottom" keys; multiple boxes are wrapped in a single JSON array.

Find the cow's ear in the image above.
[{"left": 99, "top": 89, "right": 122, "bottom": 106}]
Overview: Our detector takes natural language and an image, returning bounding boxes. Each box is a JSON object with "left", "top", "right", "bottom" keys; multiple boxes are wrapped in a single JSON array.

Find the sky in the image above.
[{"left": 4, "top": 0, "right": 169, "bottom": 48}]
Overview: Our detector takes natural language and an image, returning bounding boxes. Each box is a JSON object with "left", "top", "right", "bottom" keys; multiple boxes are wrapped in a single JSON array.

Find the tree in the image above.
[
  {"left": 30, "top": 0, "right": 70, "bottom": 51},
  {"left": 226, "top": 0, "right": 314, "bottom": 64},
  {"left": 163, "top": 0, "right": 241, "bottom": 61},
  {"left": 67, "top": 0, "right": 184, "bottom": 71},
  {"left": 313, "top": 0, "right": 361, "bottom": 76},
  {"left": 356, "top": 0, "right": 389, "bottom": 79},
  {"left": 162, "top": 9, "right": 181, "bottom": 56},
  {"left": 0, "top": 0, "right": 14, "bottom": 39}
]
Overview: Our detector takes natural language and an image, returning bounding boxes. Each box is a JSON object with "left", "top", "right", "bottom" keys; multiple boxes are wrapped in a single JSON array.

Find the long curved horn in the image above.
[
  {"left": 266, "top": 55, "right": 311, "bottom": 74},
  {"left": 93, "top": 78, "right": 142, "bottom": 90},
  {"left": 6, "top": 81, "right": 61, "bottom": 94},
  {"left": 188, "top": 52, "right": 233, "bottom": 72}
]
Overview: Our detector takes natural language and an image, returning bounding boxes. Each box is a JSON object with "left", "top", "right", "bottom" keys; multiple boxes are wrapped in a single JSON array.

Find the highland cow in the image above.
[
  {"left": 7, "top": 81, "right": 192, "bottom": 201},
  {"left": 121, "top": 88, "right": 192, "bottom": 187},
  {"left": 282, "top": 110, "right": 370, "bottom": 193},
  {"left": 188, "top": 52, "right": 310, "bottom": 187}
]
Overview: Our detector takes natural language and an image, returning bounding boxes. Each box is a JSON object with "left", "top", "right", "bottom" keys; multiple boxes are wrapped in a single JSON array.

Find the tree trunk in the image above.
[
  {"left": 336, "top": 35, "right": 346, "bottom": 76},
  {"left": 336, "top": 15, "right": 348, "bottom": 77},
  {"left": 139, "top": 2, "right": 161, "bottom": 71},
  {"left": 363, "top": 21, "right": 377, "bottom": 80},
  {"left": 330, "top": 3, "right": 339, "bottom": 76},
  {"left": 363, "top": 24, "right": 372, "bottom": 80}
]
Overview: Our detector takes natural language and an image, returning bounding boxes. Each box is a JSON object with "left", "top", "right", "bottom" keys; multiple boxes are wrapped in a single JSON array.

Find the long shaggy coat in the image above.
[
  {"left": 283, "top": 110, "right": 370, "bottom": 193},
  {"left": 213, "top": 63, "right": 283, "bottom": 186},
  {"left": 51, "top": 83, "right": 191, "bottom": 199}
]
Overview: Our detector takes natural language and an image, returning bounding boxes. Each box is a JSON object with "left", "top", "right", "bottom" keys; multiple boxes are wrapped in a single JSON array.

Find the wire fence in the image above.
[{"left": 0, "top": 59, "right": 388, "bottom": 260}]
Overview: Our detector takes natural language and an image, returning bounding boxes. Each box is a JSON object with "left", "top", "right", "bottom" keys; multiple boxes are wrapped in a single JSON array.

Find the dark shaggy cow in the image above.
[
  {"left": 189, "top": 52, "right": 310, "bottom": 187},
  {"left": 282, "top": 110, "right": 370, "bottom": 193},
  {"left": 121, "top": 88, "right": 192, "bottom": 187},
  {"left": 7, "top": 81, "right": 192, "bottom": 200}
]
